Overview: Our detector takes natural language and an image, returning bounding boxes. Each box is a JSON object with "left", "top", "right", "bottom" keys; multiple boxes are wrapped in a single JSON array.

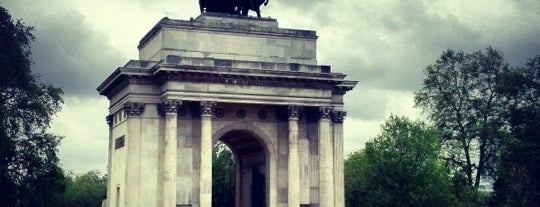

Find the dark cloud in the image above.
[
  {"left": 1, "top": 0, "right": 126, "bottom": 96},
  {"left": 309, "top": 0, "right": 540, "bottom": 95}
]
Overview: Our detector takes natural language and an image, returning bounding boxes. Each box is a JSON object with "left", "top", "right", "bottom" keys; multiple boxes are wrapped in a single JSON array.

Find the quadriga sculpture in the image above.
[{"left": 199, "top": 0, "right": 270, "bottom": 18}]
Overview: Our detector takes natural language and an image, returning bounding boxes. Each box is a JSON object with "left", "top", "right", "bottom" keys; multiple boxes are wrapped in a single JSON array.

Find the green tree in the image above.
[
  {"left": 414, "top": 47, "right": 506, "bottom": 190},
  {"left": 0, "top": 6, "right": 65, "bottom": 206},
  {"left": 491, "top": 55, "right": 540, "bottom": 206},
  {"left": 63, "top": 170, "right": 107, "bottom": 207},
  {"left": 212, "top": 142, "right": 235, "bottom": 207},
  {"left": 344, "top": 116, "right": 456, "bottom": 207}
]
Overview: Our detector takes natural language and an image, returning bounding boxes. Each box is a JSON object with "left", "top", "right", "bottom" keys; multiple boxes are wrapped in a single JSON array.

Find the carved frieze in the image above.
[{"left": 160, "top": 72, "right": 335, "bottom": 90}]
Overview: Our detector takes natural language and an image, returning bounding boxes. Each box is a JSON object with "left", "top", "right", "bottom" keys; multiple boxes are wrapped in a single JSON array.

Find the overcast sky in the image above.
[{"left": 1, "top": 0, "right": 539, "bottom": 174}]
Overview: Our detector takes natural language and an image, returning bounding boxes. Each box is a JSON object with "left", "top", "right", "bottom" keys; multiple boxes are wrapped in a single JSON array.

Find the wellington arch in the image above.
[{"left": 97, "top": 13, "right": 357, "bottom": 207}]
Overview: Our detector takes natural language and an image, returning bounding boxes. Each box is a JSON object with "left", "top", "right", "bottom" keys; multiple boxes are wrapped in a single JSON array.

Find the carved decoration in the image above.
[
  {"left": 160, "top": 72, "right": 334, "bottom": 90},
  {"left": 200, "top": 101, "right": 216, "bottom": 117},
  {"left": 287, "top": 105, "right": 303, "bottom": 120},
  {"left": 215, "top": 108, "right": 225, "bottom": 118},
  {"left": 106, "top": 115, "right": 113, "bottom": 127},
  {"left": 332, "top": 111, "right": 347, "bottom": 124},
  {"left": 319, "top": 106, "right": 332, "bottom": 120},
  {"left": 236, "top": 109, "right": 247, "bottom": 119},
  {"left": 160, "top": 99, "right": 182, "bottom": 115},
  {"left": 257, "top": 110, "right": 267, "bottom": 120},
  {"left": 124, "top": 102, "right": 145, "bottom": 116}
]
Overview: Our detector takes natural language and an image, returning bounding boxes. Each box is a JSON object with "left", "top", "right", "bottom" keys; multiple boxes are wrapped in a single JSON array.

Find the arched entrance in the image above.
[{"left": 214, "top": 130, "right": 267, "bottom": 207}]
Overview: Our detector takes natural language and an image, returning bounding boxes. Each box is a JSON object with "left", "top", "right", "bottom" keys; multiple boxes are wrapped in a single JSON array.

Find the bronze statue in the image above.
[
  {"left": 238, "top": 0, "right": 269, "bottom": 18},
  {"left": 199, "top": 0, "right": 270, "bottom": 18}
]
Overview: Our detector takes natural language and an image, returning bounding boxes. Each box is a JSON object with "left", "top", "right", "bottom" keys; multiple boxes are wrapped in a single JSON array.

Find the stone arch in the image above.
[
  {"left": 212, "top": 122, "right": 275, "bottom": 157},
  {"left": 212, "top": 122, "right": 277, "bottom": 207}
]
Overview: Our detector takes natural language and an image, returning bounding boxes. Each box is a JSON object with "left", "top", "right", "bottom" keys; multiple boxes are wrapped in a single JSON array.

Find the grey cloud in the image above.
[
  {"left": 343, "top": 87, "right": 389, "bottom": 121},
  {"left": 273, "top": 0, "right": 329, "bottom": 10},
  {"left": 311, "top": 0, "right": 539, "bottom": 94},
  {"left": 2, "top": 0, "right": 126, "bottom": 96}
]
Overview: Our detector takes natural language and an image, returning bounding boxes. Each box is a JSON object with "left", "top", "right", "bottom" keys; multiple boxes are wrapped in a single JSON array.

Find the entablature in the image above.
[{"left": 97, "top": 57, "right": 357, "bottom": 98}]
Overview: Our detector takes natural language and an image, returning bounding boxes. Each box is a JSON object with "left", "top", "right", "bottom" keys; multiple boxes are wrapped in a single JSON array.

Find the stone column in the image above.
[
  {"left": 105, "top": 115, "right": 113, "bottom": 207},
  {"left": 288, "top": 106, "right": 301, "bottom": 207},
  {"left": 332, "top": 111, "right": 346, "bottom": 207},
  {"left": 319, "top": 106, "right": 334, "bottom": 207},
  {"left": 161, "top": 100, "right": 181, "bottom": 207},
  {"left": 200, "top": 101, "right": 215, "bottom": 207},
  {"left": 124, "top": 102, "right": 145, "bottom": 207}
]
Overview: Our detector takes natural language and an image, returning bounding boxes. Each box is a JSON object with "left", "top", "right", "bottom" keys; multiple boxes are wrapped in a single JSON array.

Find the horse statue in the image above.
[
  {"left": 238, "top": 0, "right": 269, "bottom": 18},
  {"left": 199, "top": 0, "right": 270, "bottom": 18},
  {"left": 199, "top": 0, "right": 239, "bottom": 15}
]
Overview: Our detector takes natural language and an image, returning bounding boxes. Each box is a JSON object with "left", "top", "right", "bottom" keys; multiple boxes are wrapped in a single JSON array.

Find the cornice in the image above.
[{"left": 98, "top": 60, "right": 358, "bottom": 97}]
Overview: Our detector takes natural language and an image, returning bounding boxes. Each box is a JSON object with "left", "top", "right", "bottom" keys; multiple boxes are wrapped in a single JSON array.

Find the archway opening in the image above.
[{"left": 212, "top": 130, "right": 267, "bottom": 207}]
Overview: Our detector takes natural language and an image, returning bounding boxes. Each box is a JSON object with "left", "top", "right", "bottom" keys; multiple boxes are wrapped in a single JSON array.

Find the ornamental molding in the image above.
[{"left": 158, "top": 72, "right": 335, "bottom": 90}]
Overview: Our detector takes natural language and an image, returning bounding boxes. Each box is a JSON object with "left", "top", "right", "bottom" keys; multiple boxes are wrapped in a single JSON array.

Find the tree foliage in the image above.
[
  {"left": 491, "top": 55, "right": 540, "bottom": 206},
  {"left": 0, "top": 6, "right": 65, "bottom": 206},
  {"left": 212, "top": 142, "right": 235, "bottom": 207},
  {"left": 345, "top": 116, "right": 456, "bottom": 207},
  {"left": 63, "top": 170, "right": 107, "bottom": 207},
  {"left": 414, "top": 47, "right": 506, "bottom": 189}
]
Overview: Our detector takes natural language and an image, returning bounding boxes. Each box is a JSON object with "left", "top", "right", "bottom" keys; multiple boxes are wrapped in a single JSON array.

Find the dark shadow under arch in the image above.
[{"left": 212, "top": 123, "right": 274, "bottom": 207}]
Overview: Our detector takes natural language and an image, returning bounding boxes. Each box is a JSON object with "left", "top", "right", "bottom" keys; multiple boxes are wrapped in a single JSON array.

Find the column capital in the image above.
[
  {"left": 106, "top": 115, "right": 113, "bottom": 127},
  {"left": 124, "top": 102, "right": 145, "bottom": 117},
  {"left": 200, "top": 101, "right": 216, "bottom": 117},
  {"left": 287, "top": 105, "right": 303, "bottom": 120},
  {"left": 319, "top": 106, "right": 332, "bottom": 120},
  {"left": 160, "top": 99, "right": 182, "bottom": 115},
  {"left": 332, "top": 111, "right": 347, "bottom": 124}
]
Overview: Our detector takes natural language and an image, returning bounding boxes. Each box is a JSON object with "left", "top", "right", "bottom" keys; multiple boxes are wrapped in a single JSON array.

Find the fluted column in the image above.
[
  {"left": 105, "top": 115, "right": 113, "bottom": 207},
  {"left": 332, "top": 111, "right": 346, "bottom": 207},
  {"left": 200, "top": 101, "right": 215, "bottom": 207},
  {"left": 288, "top": 106, "right": 301, "bottom": 207},
  {"left": 319, "top": 106, "right": 334, "bottom": 207},
  {"left": 162, "top": 100, "right": 181, "bottom": 207},
  {"left": 124, "top": 102, "right": 145, "bottom": 207}
]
